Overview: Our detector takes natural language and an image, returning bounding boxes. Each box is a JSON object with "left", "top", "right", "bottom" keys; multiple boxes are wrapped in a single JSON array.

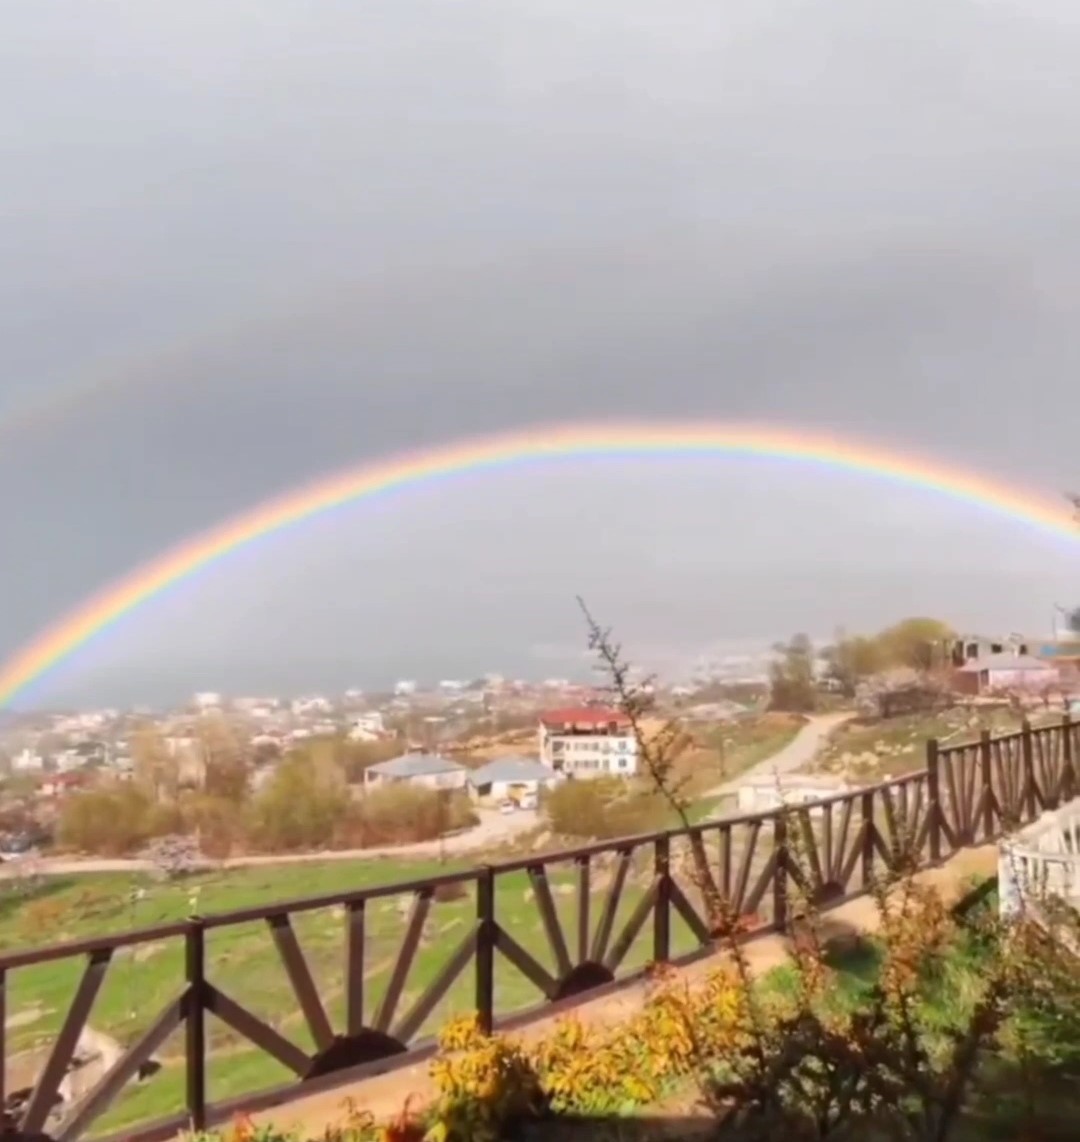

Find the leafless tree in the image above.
[{"left": 578, "top": 597, "right": 731, "bottom": 932}]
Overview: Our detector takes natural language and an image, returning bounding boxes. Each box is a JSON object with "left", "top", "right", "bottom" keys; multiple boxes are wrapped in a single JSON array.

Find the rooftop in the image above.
[
  {"left": 539, "top": 706, "right": 630, "bottom": 728},
  {"left": 365, "top": 753, "right": 465, "bottom": 778},
  {"left": 468, "top": 757, "right": 554, "bottom": 786}
]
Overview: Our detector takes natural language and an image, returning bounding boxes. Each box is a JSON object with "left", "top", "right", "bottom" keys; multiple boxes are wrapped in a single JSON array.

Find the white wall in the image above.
[
  {"left": 541, "top": 733, "right": 638, "bottom": 777},
  {"left": 986, "top": 667, "right": 1057, "bottom": 691}
]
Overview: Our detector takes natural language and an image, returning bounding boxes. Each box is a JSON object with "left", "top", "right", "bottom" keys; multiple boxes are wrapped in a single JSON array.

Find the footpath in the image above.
[{"left": 251, "top": 842, "right": 997, "bottom": 1139}]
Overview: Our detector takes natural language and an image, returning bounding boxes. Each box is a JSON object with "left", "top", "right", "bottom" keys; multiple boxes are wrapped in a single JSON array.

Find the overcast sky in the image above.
[{"left": 3, "top": 1, "right": 1080, "bottom": 708}]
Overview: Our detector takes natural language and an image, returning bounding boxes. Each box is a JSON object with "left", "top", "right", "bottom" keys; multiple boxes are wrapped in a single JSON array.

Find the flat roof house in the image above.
[
  {"left": 467, "top": 757, "right": 559, "bottom": 802},
  {"left": 362, "top": 752, "right": 468, "bottom": 791}
]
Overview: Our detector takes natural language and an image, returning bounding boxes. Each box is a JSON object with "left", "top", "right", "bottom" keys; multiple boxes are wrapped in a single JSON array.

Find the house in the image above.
[
  {"left": 947, "top": 635, "right": 1033, "bottom": 669},
  {"left": 39, "top": 772, "right": 88, "bottom": 799},
  {"left": 348, "top": 712, "right": 387, "bottom": 742},
  {"left": 538, "top": 707, "right": 638, "bottom": 778},
  {"left": 953, "top": 653, "right": 1059, "bottom": 697},
  {"left": 362, "top": 753, "right": 468, "bottom": 791},
  {"left": 11, "top": 749, "right": 44, "bottom": 773},
  {"left": 467, "top": 757, "right": 560, "bottom": 803}
]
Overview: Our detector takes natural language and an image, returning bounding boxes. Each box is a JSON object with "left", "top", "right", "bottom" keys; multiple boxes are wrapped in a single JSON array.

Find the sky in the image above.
[{"left": 3, "top": 1, "right": 1080, "bottom": 707}]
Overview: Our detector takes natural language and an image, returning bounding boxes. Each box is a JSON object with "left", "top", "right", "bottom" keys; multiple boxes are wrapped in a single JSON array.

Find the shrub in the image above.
[
  {"left": 182, "top": 793, "right": 245, "bottom": 858},
  {"left": 342, "top": 786, "right": 477, "bottom": 848},
  {"left": 57, "top": 783, "right": 166, "bottom": 856},
  {"left": 244, "top": 757, "right": 349, "bottom": 853},
  {"left": 543, "top": 777, "right": 664, "bottom": 839}
]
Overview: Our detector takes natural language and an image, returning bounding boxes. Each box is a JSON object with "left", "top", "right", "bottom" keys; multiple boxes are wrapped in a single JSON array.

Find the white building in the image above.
[
  {"left": 194, "top": 692, "right": 222, "bottom": 711},
  {"left": 12, "top": 748, "right": 45, "bottom": 772},
  {"left": 291, "top": 695, "right": 332, "bottom": 716},
  {"left": 394, "top": 679, "right": 418, "bottom": 697},
  {"left": 538, "top": 707, "right": 638, "bottom": 778},
  {"left": 362, "top": 753, "right": 468, "bottom": 791},
  {"left": 348, "top": 712, "right": 387, "bottom": 742}
]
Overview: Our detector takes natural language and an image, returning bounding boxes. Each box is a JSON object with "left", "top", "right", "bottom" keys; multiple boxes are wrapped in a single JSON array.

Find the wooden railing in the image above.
[{"left": 2, "top": 715, "right": 1077, "bottom": 1142}]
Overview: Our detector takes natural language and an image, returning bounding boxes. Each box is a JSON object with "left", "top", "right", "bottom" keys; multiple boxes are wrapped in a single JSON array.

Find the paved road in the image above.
[
  {"left": 700, "top": 711, "right": 854, "bottom": 801},
  {"left": 0, "top": 716, "right": 848, "bottom": 880}
]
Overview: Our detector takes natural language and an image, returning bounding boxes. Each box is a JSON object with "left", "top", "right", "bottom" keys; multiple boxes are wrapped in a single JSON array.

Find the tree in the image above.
[
  {"left": 578, "top": 598, "right": 728, "bottom": 932},
  {"left": 196, "top": 715, "right": 252, "bottom": 802},
  {"left": 246, "top": 755, "right": 349, "bottom": 852},
  {"left": 822, "top": 629, "right": 885, "bottom": 697},
  {"left": 875, "top": 616, "right": 954, "bottom": 671},
  {"left": 768, "top": 633, "right": 818, "bottom": 712},
  {"left": 130, "top": 723, "right": 179, "bottom": 803}
]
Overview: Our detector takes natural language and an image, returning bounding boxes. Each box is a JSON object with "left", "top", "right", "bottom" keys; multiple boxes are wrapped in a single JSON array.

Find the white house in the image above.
[
  {"left": 467, "top": 757, "right": 560, "bottom": 803},
  {"left": 362, "top": 753, "right": 468, "bottom": 791},
  {"left": 348, "top": 712, "right": 387, "bottom": 742},
  {"left": 538, "top": 707, "right": 638, "bottom": 778},
  {"left": 11, "top": 749, "right": 45, "bottom": 773}
]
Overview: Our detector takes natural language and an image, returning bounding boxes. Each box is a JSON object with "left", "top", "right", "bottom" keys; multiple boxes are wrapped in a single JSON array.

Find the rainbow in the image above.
[{"left": 1, "top": 419, "right": 1076, "bottom": 708}]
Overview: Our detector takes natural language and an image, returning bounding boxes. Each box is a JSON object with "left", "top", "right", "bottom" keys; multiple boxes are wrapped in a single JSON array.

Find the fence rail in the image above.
[{"left": 2, "top": 715, "right": 1077, "bottom": 1142}]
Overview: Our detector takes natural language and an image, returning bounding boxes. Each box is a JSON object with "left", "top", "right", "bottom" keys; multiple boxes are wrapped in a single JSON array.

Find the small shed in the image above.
[
  {"left": 467, "top": 757, "right": 558, "bottom": 803},
  {"left": 362, "top": 753, "right": 468, "bottom": 791}
]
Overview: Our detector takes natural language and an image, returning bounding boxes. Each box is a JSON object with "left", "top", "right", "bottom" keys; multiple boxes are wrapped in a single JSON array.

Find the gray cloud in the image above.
[{"left": 3, "top": 1, "right": 1080, "bottom": 705}]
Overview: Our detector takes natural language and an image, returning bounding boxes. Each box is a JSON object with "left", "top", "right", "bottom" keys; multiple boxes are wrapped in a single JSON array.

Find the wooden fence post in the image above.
[
  {"left": 979, "top": 730, "right": 994, "bottom": 840},
  {"left": 860, "top": 791, "right": 875, "bottom": 886},
  {"left": 926, "top": 738, "right": 942, "bottom": 862},
  {"left": 475, "top": 867, "right": 495, "bottom": 1035},
  {"left": 1021, "top": 720, "right": 1036, "bottom": 821},
  {"left": 1063, "top": 711, "right": 1075, "bottom": 802},
  {"left": 653, "top": 834, "right": 672, "bottom": 963},
  {"left": 185, "top": 917, "right": 207, "bottom": 1132},
  {"left": 773, "top": 811, "right": 789, "bottom": 931}
]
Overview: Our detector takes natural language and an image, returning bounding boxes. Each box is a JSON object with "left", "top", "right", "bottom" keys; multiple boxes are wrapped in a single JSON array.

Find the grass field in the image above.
[
  {"left": 671, "top": 712, "right": 806, "bottom": 795},
  {"left": 1, "top": 845, "right": 718, "bottom": 1137},
  {"left": 0, "top": 713, "right": 807, "bottom": 1136},
  {"left": 810, "top": 706, "right": 1058, "bottom": 779}
]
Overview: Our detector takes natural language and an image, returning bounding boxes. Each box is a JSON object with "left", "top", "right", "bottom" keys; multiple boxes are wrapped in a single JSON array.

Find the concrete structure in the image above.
[
  {"left": 953, "top": 652, "right": 1059, "bottom": 696},
  {"left": 999, "top": 800, "right": 1080, "bottom": 920},
  {"left": 538, "top": 707, "right": 638, "bottom": 778},
  {"left": 362, "top": 752, "right": 468, "bottom": 791},
  {"left": 467, "top": 757, "right": 560, "bottom": 803},
  {"left": 735, "top": 773, "right": 850, "bottom": 815}
]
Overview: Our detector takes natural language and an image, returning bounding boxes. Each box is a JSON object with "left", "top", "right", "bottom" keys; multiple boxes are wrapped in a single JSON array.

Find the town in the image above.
[{"left": 1, "top": 623, "right": 1077, "bottom": 861}]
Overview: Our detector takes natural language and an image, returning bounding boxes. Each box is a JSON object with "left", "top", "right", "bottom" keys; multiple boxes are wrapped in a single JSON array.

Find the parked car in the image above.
[{"left": 498, "top": 799, "right": 516, "bottom": 815}]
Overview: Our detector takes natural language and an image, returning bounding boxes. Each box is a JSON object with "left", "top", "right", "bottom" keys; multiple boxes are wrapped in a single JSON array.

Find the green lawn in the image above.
[{"left": 1, "top": 846, "right": 719, "bottom": 1137}]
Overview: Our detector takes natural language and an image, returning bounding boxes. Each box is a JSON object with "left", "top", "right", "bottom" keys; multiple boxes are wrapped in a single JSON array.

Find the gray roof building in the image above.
[
  {"left": 467, "top": 757, "right": 554, "bottom": 786},
  {"left": 365, "top": 753, "right": 465, "bottom": 779}
]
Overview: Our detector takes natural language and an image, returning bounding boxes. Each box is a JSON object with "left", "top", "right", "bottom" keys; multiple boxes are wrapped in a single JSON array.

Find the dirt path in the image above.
[
  {"left": 700, "top": 712, "right": 853, "bottom": 801},
  {"left": 252, "top": 843, "right": 996, "bottom": 1139}
]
